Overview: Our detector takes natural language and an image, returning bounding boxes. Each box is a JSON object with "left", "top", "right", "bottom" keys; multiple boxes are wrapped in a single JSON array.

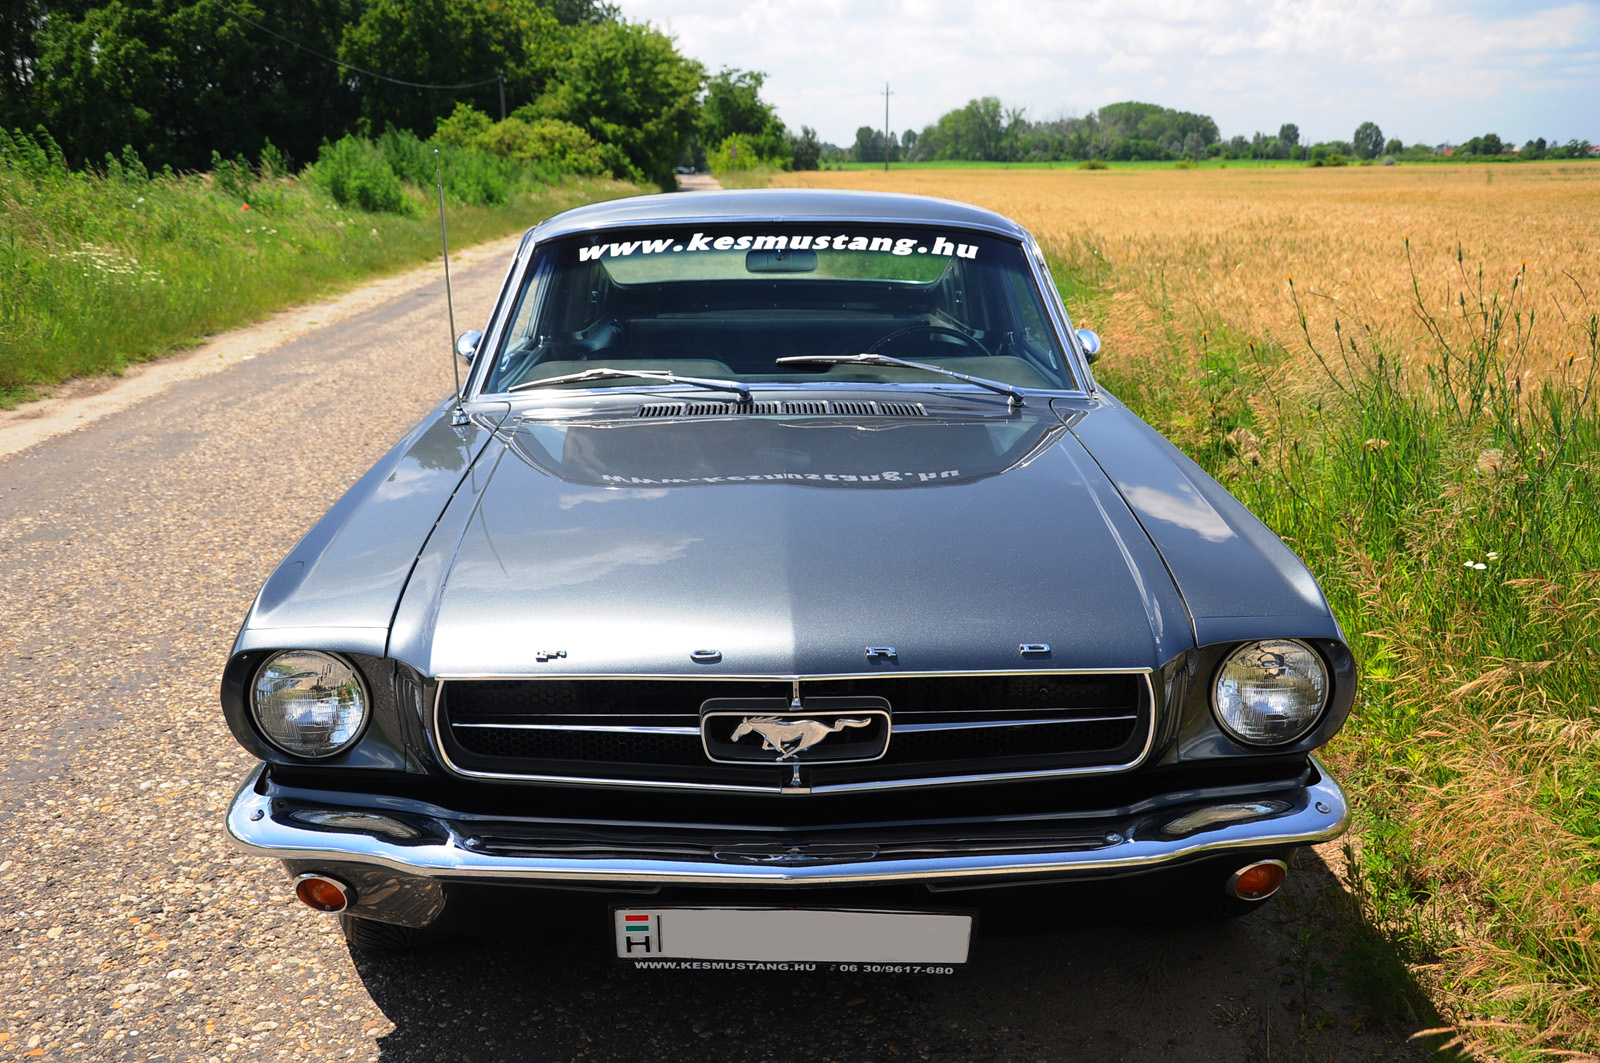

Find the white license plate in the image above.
[{"left": 612, "top": 907, "right": 970, "bottom": 971}]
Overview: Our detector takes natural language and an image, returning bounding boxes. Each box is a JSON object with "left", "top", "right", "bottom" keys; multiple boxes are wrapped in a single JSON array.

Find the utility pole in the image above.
[
  {"left": 498, "top": 71, "right": 507, "bottom": 121},
  {"left": 882, "top": 82, "right": 892, "bottom": 171}
]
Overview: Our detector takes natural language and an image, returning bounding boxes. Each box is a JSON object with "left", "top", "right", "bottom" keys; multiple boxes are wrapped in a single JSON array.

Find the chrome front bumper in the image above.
[{"left": 226, "top": 759, "right": 1350, "bottom": 888}]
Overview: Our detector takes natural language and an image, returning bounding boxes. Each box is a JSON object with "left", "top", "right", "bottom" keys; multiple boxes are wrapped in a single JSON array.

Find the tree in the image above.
[
  {"left": 533, "top": 20, "right": 704, "bottom": 190},
  {"left": 546, "top": 0, "right": 619, "bottom": 24},
  {"left": 1383, "top": 138, "right": 1403, "bottom": 157},
  {"left": 1278, "top": 123, "right": 1299, "bottom": 146},
  {"left": 699, "top": 67, "right": 787, "bottom": 164},
  {"left": 918, "top": 97, "right": 1003, "bottom": 160},
  {"left": 852, "top": 125, "right": 883, "bottom": 162},
  {"left": 788, "top": 125, "right": 820, "bottom": 170},
  {"left": 340, "top": 0, "right": 562, "bottom": 137},
  {"left": 1003, "top": 104, "right": 1026, "bottom": 162},
  {"left": 0, "top": 0, "right": 42, "bottom": 130},
  {"left": 1352, "top": 121, "right": 1384, "bottom": 160},
  {"left": 27, "top": 0, "right": 367, "bottom": 170}
]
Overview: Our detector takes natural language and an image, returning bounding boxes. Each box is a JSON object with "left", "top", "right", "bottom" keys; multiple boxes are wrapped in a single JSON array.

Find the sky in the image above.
[{"left": 622, "top": 0, "right": 1600, "bottom": 148}]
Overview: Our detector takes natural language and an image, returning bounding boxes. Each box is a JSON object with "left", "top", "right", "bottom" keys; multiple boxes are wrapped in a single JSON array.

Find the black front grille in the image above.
[
  {"left": 455, "top": 728, "right": 708, "bottom": 766},
  {"left": 438, "top": 673, "right": 1150, "bottom": 791},
  {"left": 449, "top": 678, "right": 791, "bottom": 717}
]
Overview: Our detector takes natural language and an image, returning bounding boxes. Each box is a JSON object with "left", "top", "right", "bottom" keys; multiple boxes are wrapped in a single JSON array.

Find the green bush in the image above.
[
  {"left": 2, "top": 125, "right": 70, "bottom": 177},
  {"left": 708, "top": 133, "right": 775, "bottom": 173},
  {"left": 1077, "top": 158, "right": 1108, "bottom": 170},
  {"left": 477, "top": 116, "right": 616, "bottom": 177},
  {"left": 210, "top": 150, "right": 253, "bottom": 199},
  {"left": 433, "top": 103, "right": 495, "bottom": 149},
  {"left": 1310, "top": 153, "right": 1349, "bottom": 168},
  {"left": 424, "top": 105, "right": 638, "bottom": 190},
  {"left": 258, "top": 139, "right": 289, "bottom": 179},
  {"left": 313, "top": 135, "right": 415, "bottom": 216}
]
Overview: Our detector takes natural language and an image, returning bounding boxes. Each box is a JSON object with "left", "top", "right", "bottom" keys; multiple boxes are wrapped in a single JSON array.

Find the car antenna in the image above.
[{"left": 435, "top": 149, "right": 468, "bottom": 427}]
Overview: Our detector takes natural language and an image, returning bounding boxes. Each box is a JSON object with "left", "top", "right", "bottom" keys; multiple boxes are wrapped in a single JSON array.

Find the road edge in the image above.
[{"left": 0, "top": 231, "right": 525, "bottom": 464}]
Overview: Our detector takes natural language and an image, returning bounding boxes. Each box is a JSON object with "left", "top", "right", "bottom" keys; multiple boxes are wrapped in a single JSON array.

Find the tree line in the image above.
[
  {"left": 845, "top": 98, "right": 1593, "bottom": 166},
  {"left": 0, "top": 0, "right": 816, "bottom": 189}
]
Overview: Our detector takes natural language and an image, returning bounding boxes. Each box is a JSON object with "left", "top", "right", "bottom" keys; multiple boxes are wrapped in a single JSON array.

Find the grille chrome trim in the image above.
[
  {"left": 893, "top": 714, "right": 1136, "bottom": 733},
  {"left": 428, "top": 670, "right": 1158, "bottom": 793},
  {"left": 452, "top": 722, "right": 703, "bottom": 734}
]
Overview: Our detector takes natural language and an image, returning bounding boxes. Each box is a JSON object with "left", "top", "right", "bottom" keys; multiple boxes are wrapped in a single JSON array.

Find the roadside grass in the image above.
[
  {"left": 1050, "top": 238, "right": 1600, "bottom": 1060},
  {"left": 0, "top": 134, "right": 644, "bottom": 406},
  {"left": 707, "top": 164, "right": 786, "bottom": 189},
  {"left": 767, "top": 164, "right": 1600, "bottom": 1059}
]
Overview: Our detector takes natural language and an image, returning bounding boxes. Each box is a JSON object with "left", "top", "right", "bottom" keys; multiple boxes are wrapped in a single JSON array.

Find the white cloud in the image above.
[{"left": 622, "top": 0, "right": 1600, "bottom": 146}]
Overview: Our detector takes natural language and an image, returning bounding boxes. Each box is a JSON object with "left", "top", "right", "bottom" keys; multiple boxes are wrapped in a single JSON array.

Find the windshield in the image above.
[{"left": 480, "top": 225, "right": 1077, "bottom": 395}]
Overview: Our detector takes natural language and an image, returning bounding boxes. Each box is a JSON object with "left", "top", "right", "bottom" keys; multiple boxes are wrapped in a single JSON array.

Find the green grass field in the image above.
[{"left": 0, "top": 147, "right": 643, "bottom": 406}]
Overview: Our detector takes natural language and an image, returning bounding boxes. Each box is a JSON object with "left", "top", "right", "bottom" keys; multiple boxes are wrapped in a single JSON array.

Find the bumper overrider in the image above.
[{"left": 226, "top": 759, "right": 1349, "bottom": 907}]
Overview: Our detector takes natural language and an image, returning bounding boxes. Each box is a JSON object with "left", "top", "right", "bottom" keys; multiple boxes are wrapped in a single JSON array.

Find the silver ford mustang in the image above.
[{"left": 223, "top": 189, "right": 1353, "bottom": 962}]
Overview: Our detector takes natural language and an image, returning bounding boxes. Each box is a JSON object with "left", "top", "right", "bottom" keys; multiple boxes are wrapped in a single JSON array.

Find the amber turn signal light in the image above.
[
  {"left": 1227, "top": 859, "right": 1288, "bottom": 901},
  {"left": 293, "top": 873, "right": 353, "bottom": 913}
]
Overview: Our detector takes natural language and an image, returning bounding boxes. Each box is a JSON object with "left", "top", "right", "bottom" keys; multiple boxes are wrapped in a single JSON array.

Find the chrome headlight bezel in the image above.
[
  {"left": 1211, "top": 639, "right": 1330, "bottom": 747},
  {"left": 249, "top": 650, "right": 370, "bottom": 760}
]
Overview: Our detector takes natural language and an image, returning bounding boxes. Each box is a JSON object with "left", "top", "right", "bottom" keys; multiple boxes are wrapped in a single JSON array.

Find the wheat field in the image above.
[{"left": 773, "top": 163, "right": 1600, "bottom": 382}]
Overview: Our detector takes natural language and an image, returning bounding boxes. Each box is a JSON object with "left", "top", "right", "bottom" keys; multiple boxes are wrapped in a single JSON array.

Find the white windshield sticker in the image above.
[{"left": 577, "top": 233, "right": 980, "bottom": 262}]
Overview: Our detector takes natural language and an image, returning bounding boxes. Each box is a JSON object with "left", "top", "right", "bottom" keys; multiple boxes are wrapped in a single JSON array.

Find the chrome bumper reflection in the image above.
[{"left": 226, "top": 759, "right": 1350, "bottom": 887}]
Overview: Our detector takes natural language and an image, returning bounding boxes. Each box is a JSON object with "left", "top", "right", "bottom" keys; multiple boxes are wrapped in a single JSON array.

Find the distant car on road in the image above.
[
  {"left": 222, "top": 189, "right": 1354, "bottom": 962},
  {"left": 675, "top": 164, "right": 696, "bottom": 175}
]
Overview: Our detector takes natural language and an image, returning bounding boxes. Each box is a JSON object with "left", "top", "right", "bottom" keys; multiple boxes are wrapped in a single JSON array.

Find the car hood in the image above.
[{"left": 389, "top": 404, "right": 1200, "bottom": 677}]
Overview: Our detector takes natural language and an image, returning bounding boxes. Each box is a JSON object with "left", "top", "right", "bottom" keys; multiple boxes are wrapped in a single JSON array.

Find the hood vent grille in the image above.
[{"left": 635, "top": 400, "right": 926, "bottom": 420}]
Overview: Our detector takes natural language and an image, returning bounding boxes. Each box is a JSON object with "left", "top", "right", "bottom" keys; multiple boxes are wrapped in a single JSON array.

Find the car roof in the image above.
[{"left": 529, "top": 188, "right": 1033, "bottom": 242}]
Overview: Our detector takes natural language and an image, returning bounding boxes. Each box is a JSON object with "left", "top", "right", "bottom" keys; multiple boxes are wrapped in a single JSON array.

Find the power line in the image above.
[{"left": 222, "top": 7, "right": 502, "bottom": 90}]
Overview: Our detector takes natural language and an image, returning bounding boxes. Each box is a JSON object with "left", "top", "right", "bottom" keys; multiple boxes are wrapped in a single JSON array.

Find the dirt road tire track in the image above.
[{"left": 0, "top": 228, "right": 1432, "bottom": 1062}]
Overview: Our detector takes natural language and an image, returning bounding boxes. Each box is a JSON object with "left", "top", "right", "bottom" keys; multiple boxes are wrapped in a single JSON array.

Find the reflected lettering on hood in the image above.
[{"left": 501, "top": 416, "right": 1069, "bottom": 489}]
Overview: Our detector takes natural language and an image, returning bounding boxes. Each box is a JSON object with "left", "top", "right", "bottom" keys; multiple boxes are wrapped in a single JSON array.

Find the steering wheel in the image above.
[{"left": 866, "top": 323, "right": 993, "bottom": 359}]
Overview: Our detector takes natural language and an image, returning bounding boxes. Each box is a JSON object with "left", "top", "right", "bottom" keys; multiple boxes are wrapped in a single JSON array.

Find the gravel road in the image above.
[{"left": 0, "top": 227, "right": 1433, "bottom": 1062}]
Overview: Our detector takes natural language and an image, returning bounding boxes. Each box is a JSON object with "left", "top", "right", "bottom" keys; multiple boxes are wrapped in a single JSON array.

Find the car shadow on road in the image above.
[{"left": 351, "top": 846, "right": 1450, "bottom": 1063}]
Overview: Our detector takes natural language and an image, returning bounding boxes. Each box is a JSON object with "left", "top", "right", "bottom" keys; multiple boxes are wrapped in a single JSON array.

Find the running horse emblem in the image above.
[{"left": 729, "top": 716, "right": 873, "bottom": 760}]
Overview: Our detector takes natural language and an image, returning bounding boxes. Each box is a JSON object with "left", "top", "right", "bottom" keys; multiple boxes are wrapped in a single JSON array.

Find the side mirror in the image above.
[
  {"left": 1075, "top": 328, "right": 1101, "bottom": 363},
  {"left": 455, "top": 330, "right": 484, "bottom": 362}
]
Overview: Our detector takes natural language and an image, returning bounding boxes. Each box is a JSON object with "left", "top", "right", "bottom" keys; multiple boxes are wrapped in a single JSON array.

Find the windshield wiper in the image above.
[
  {"left": 509, "top": 367, "right": 751, "bottom": 402},
  {"left": 775, "top": 353, "right": 1025, "bottom": 408}
]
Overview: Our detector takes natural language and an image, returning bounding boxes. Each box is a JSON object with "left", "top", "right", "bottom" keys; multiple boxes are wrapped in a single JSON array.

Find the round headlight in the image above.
[
  {"left": 1213, "top": 640, "right": 1328, "bottom": 746},
  {"left": 251, "top": 651, "right": 368, "bottom": 759}
]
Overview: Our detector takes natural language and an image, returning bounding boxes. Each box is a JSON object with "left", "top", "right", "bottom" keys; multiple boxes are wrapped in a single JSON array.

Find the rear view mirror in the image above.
[{"left": 747, "top": 249, "right": 817, "bottom": 273}]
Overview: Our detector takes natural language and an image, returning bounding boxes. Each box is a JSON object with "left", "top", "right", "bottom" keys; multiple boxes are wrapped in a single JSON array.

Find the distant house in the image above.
[
  {"left": 1589, "top": 144, "right": 1600, "bottom": 157},
  {"left": 1436, "top": 144, "right": 1454, "bottom": 156}
]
